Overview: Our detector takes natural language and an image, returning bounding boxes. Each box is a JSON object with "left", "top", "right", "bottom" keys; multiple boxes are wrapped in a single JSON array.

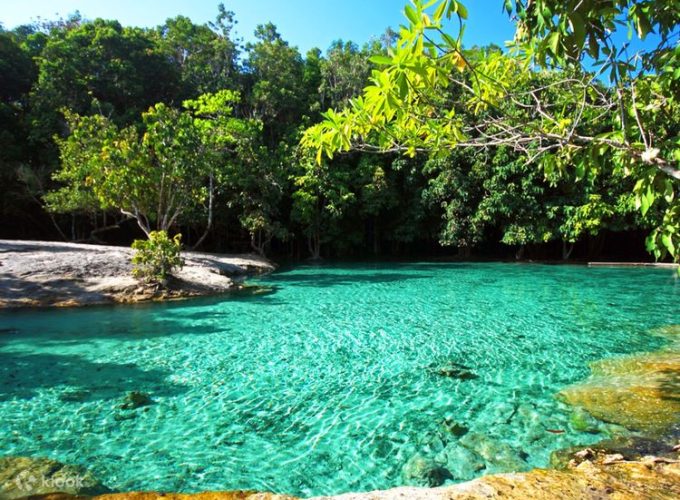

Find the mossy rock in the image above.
[
  {"left": 559, "top": 352, "right": 680, "bottom": 434},
  {"left": 119, "top": 391, "right": 153, "bottom": 410},
  {"left": 440, "top": 418, "right": 469, "bottom": 437},
  {"left": 401, "top": 453, "right": 453, "bottom": 487},
  {"left": 437, "top": 444, "right": 486, "bottom": 480},
  {"left": 459, "top": 432, "right": 529, "bottom": 473},
  {"left": 569, "top": 408, "right": 600, "bottom": 433},
  {"left": 0, "top": 456, "right": 109, "bottom": 499}
]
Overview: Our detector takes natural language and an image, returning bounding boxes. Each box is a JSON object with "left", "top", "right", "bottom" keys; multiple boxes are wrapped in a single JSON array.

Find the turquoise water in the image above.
[{"left": 0, "top": 263, "right": 678, "bottom": 497}]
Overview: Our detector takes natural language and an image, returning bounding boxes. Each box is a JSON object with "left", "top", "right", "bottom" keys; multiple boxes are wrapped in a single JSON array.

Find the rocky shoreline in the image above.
[
  {"left": 1, "top": 448, "right": 679, "bottom": 499},
  {"left": 0, "top": 240, "right": 275, "bottom": 308}
]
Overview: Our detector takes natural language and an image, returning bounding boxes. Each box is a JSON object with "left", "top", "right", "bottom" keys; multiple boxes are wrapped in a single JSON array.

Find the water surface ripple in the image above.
[{"left": 0, "top": 263, "right": 678, "bottom": 496}]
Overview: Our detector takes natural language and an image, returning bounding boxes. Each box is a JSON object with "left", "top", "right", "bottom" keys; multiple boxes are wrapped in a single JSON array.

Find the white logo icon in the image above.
[
  {"left": 14, "top": 470, "right": 38, "bottom": 492},
  {"left": 10, "top": 470, "right": 85, "bottom": 493}
]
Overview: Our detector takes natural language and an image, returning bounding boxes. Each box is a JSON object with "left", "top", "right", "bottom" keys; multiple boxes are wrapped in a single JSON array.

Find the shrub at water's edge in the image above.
[{"left": 131, "top": 231, "right": 184, "bottom": 286}]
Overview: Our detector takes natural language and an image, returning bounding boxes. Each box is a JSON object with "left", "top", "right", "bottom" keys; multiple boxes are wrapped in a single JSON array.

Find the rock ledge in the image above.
[{"left": 0, "top": 239, "right": 275, "bottom": 308}]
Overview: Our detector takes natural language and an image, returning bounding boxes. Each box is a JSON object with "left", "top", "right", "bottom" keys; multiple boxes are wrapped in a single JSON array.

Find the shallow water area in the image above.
[{"left": 0, "top": 262, "right": 678, "bottom": 497}]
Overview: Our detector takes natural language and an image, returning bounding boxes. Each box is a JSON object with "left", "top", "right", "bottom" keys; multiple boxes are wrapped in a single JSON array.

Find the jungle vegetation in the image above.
[{"left": 1, "top": 1, "right": 677, "bottom": 263}]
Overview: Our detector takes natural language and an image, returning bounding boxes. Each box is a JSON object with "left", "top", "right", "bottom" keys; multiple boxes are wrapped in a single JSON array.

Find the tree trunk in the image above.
[
  {"left": 251, "top": 230, "right": 268, "bottom": 257},
  {"left": 562, "top": 240, "right": 575, "bottom": 260},
  {"left": 135, "top": 218, "right": 151, "bottom": 238},
  {"left": 373, "top": 216, "right": 380, "bottom": 255},
  {"left": 191, "top": 173, "right": 214, "bottom": 250},
  {"left": 308, "top": 231, "right": 321, "bottom": 260}
]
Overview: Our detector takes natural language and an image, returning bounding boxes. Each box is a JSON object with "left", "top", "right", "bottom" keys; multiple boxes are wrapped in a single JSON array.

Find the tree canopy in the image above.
[
  {"left": 302, "top": 0, "right": 679, "bottom": 263},
  {"left": 0, "top": 1, "right": 676, "bottom": 263}
]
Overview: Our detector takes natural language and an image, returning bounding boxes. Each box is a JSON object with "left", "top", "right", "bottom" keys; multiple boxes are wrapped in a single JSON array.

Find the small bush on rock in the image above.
[{"left": 131, "top": 230, "right": 184, "bottom": 285}]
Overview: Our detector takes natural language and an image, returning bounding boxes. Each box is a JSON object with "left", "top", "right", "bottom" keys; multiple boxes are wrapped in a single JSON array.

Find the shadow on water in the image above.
[
  {"left": 0, "top": 283, "right": 289, "bottom": 344},
  {"left": 0, "top": 351, "right": 187, "bottom": 402}
]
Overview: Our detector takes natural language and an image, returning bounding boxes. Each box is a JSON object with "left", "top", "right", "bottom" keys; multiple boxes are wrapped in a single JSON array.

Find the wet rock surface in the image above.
[
  {"left": 21, "top": 453, "right": 680, "bottom": 499},
  {"left": 0, "top": 456, "right": 109, "bottom": 499},
  {"left": 0, "top": 240, "right": 275, "bottom": 308},
  {"left": 550, "top": 435, "right": 680, "bottom": 469},
  {"left": 401, "top": 454, "right": 453, "bottom": 487},
  {"left": 558, "top": 325, "right": 680, "bottom": 435},
  {"left": 320, "top": 452, "right": 680, "bottom": 499}
]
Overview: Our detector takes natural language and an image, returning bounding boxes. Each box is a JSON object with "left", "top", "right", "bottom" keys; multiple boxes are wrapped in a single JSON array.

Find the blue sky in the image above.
[{"left": 1, "top": 0, "right": 517, "bottom": 54}]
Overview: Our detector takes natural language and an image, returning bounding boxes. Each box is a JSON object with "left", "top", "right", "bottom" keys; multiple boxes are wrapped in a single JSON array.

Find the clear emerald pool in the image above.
[{"left": 0, "top": 262, "right": 678, "bottom": 497}]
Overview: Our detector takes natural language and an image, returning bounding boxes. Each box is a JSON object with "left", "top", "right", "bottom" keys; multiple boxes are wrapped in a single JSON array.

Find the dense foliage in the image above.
[
  {"left": 1, "top": 2, "right": 677, "bottom": 262},
  {"left": 303, "top": 0, "right": 679, "bottom": 263}
]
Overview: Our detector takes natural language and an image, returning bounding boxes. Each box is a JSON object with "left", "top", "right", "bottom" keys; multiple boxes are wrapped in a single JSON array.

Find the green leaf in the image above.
[
  {"left": 661, "top": 233, "right": 675, "bottom": 256},
  {"left": 640, "top": 185, "right": 655, "bottom": 216},
  {"left": 548, "top": 32, "right": 561, "bottom": 55},
  {"left": 370, "top": 55, "right": 393, "bottom": 66},
  {"left": 635, "top": 12, "right": 653, "bottom": 39},
  {"left": 433, "top": 0, "right": 449, "bottom": 22},
  {"left": 568, "top": 12, "right": 586, "bottom": 49},
  {"left": 456, "top": 2, "right": 468, "bottom": 19},
  {"left": 404, "top": 5, "right": 419, "bottom": 25}
]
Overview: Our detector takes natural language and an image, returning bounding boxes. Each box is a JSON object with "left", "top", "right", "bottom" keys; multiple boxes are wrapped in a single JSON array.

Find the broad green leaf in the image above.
[
  {"left": 370, "top": 55, "right": 393, "bottom": 65},
  {"left": 404, "top": 5, "right": 419, "bottom": 25}
]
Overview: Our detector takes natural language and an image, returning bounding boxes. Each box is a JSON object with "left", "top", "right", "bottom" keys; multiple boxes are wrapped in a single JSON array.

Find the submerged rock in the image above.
[
  {"left": 440, "top": 418, "right": 469, "bottom": 437},
  {"left": 417, "top": 432, "right": 447, "bottom": 455},
  {"left": 436, "top": 444, "right": 486, "bottom": 480},
  {"left": 459, "top": 433, "right": 528, "bottom": 473},
  {"left": 119, "top": 391, "right": 153, "bottom": 410},
  {"left": 430, "top": 361, "right": 478, "bottom": 380},
  {"left": 568, "top": 407, "right": 601, "bottom": 433},
  {"left": 401, "top": 454, "right": 453, "bottom": 487},
  {"left": 229, "top": 285, "right": 277, "bottom": 297},
  {"left": 558, "top": 328, "right": 680, "bottom": 435},
  {"left": 0, "top": 456, "right": 108, "bottom": 499}
]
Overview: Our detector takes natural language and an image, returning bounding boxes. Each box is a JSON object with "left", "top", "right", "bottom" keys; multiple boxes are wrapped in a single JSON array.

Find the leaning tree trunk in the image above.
[{"left": 562, "top": 240, "right": 575, "bottom": 260}]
